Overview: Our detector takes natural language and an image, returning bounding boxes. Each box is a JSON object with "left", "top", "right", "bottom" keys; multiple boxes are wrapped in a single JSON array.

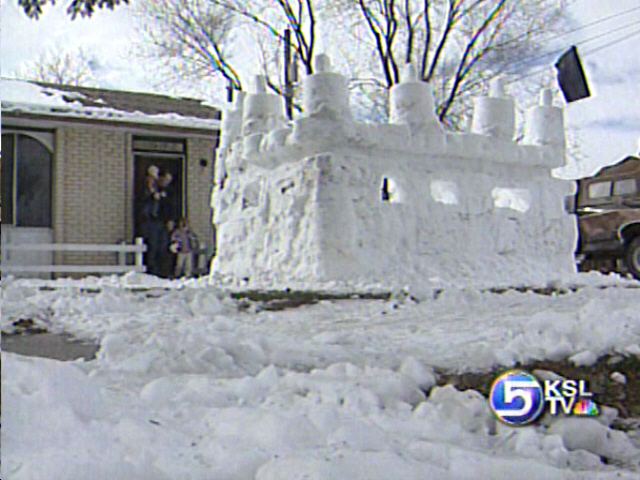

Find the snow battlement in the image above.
[
  {"left": 217, "top": 55, "right": 565, "bottom": 171},
  {"left": 211, "top": 54, "right": 576, "bottom": 286}
]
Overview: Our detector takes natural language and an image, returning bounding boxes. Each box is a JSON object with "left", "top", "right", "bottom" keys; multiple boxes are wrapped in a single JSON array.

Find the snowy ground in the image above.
[{"left": 2, "top": 272, "right": 640, "bottom": 479}]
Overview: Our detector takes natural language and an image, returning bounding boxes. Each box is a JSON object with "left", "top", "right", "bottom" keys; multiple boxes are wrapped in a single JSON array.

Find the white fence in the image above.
[{"left": 1, "top": 238, "right": 147, "bottom": 274}]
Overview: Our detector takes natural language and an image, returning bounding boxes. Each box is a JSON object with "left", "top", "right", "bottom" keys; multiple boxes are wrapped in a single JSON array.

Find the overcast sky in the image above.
[{"left": 1, "top": 0, "right": 638, "bottom": 177}]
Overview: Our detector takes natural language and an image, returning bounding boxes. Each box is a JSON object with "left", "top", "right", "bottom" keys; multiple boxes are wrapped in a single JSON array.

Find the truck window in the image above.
[
  {"left": 588, "top": 181, "right": 612, "bottom": 199},
  {"left": 612, "top": 178, "right": 637, "bottom": 196}
]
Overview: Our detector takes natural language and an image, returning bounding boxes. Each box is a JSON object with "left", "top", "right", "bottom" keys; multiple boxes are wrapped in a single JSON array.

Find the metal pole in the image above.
[{"left": 284, "top": 28, "right": 293, "bottom": 120}]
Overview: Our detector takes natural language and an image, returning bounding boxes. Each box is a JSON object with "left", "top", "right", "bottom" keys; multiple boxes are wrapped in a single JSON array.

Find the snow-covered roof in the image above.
[{"left": 1, "top": 78, "right": 221, "bottom": 131}]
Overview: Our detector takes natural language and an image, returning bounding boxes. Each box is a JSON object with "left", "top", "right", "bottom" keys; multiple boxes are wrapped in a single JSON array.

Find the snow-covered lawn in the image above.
[{"left": 2, "top": 273, "right": 640, "bottom": 479}]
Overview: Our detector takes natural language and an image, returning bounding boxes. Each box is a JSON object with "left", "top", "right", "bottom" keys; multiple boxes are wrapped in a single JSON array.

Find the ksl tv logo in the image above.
[{"left": 489, "top": 370, "right": 600, "bottom": 426}]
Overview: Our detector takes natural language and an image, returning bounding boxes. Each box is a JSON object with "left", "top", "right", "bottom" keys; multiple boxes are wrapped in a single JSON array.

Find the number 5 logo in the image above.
[{"left": 489, "top": 371, "right": 544, "bottom": 426}]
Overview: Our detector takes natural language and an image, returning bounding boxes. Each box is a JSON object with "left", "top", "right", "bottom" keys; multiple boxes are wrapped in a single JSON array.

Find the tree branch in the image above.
[
  {"left": 210, "top": 0, "right": 286, "bottom": 42},
  {"left": 358, "top": 0, "right": 395, "bottom": 88},
  {"left": 175, "top": 4, "right": 241, "bottom": 88},
  {"left": 306, "top": 0, "right": 316, "bottom": 71},
  {"left": 438, "top": 0, "right": 506, "bottom": 121},
  {"left": 18, "top": 0, "right": 129, "bottom": 20},
  {"left": 420, "top": 0, "right": 431, "bottom": 79},
  {"left": 404, "top": 0, "right": 414, "bottom": 64},
  {"left": 425, "top": 0, "right": 454, "bottom": 81},
  {"left": 385, "top": 0, "right": 400, "bottom": 83}
]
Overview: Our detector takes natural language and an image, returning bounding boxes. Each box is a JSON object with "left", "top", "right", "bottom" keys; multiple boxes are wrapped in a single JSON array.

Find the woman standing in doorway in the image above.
[{"left": 137, "top": 165, "right": 164, "bottom": 276}]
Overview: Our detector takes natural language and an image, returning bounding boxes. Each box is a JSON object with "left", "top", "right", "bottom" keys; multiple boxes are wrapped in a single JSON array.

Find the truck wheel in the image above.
[{"left": 626, "top": 237, "right": 640, "bottom": 280}]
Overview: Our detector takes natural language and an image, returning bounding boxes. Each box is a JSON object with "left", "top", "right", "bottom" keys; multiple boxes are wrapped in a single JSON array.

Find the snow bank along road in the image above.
[{"left": 2, "top": 273, "right": 640, "bottom": 479}]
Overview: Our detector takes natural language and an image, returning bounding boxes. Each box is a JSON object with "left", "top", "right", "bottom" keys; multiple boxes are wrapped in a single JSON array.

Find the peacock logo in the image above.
[{"left": 573, "top": 398, "right": 600, "bottom": 416}]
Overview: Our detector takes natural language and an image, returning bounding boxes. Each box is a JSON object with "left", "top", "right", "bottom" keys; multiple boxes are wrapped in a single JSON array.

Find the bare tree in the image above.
[
  {"left": 209, "top": 0, "right": 317, "bottom": 76},
  {"left": 343, "top": 0, "right": 569, "bottom": 128},
  {"left": 134, "top": 0, "right": 319, "bottom": 101},
  {"left": 15, "top": 48, "right": 96, "bottom": 87},
  {"left": 134, "top": 0, "right": 242, "bottom": 93},
  {"left": 134, "top": 0, "right": 568, "bottom": 125}
]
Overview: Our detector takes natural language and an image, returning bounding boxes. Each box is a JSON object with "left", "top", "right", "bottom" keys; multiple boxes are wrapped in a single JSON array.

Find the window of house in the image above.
[
  {"left": 613, "top": 178, "right": 637, "bottom": 196},
  {"left": 588, "top": 181, "right": 612, "bottom": 199},
  {"left": 1, "top": 133, "right": 53, "bottom": 227}
]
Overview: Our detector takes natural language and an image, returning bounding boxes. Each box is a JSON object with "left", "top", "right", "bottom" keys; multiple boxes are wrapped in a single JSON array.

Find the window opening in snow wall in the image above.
[
  {"left": 380, "top": 177, "right": 402, "bottom": 203},
  {"left": 381, "top": 177, "right": 390, "bottom": 202}
]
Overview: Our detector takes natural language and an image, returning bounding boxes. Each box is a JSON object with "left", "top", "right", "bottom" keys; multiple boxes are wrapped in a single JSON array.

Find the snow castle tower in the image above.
[{"left": 211, "top": 56, "right": 576, "bottom": 286}]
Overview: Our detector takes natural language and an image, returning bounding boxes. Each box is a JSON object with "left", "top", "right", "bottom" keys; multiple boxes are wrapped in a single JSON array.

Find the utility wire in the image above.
[
  {"left": 508, "top": 18, "right": 640, "bottom": 72},
  {"left": 509, "top": 27, "right": 640, "bottom": 85},
  {"left": 558, "top": 4, "right": 640, "bottom": 37},
  {"left": 494, "top": 4, "right": 640, "bottom": 51},
  {"left": 581, "top": 28, "right": 640, "bottom": 56}
]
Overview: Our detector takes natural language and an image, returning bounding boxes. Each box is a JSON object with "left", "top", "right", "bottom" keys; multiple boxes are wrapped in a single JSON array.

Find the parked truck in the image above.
[{"left": 565, "top": 155, "right": 640, "bottom": 280}]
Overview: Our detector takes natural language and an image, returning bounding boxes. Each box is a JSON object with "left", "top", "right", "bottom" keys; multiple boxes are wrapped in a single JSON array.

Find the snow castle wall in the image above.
[{"left": 211, "top": 56, "right": 576, "bottom": 285}]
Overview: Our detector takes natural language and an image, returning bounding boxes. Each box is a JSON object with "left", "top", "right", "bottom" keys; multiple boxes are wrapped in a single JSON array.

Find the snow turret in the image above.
[
  {"left": 219, "top": 91, "right": 246, "bottom": 150},
  {"left": 302, "top": 54, "right": 352, "bottom": 121},
  {"left": 390, "top": 63, "right": 443, "bottom": 136},
  {"left": 215, "top": 91, "right": 246, "bottom": 187},
  {"left": 522, "top": 89, "right": 566, "bottom": 150},
  {"left": 241, "top": 76, "right": 287, "bottom": 157},
  {"left": 242, "top": 75, "right": 286, "bottom": 137},
  {"left": 471, "top": 76, "right": 515, "bottom": 141}
]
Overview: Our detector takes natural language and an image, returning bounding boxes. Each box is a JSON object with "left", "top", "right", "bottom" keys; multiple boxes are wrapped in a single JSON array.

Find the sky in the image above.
[
  {"left": 558, "top": 0, "right": 640, "bottom": 176},
  {"left": 1, "top": 0, "right": 639, "bottom": 177}
]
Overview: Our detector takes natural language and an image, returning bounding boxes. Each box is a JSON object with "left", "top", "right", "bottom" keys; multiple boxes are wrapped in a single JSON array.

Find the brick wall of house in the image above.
[
  {"left": 124, "top": 133, "right": 135, "bottom": 242},
  {"left": 52, "top": 127, "right": 66, "bottom": 267},
  {"left": 58, "top": 126, "right": 127, "bottom": 266},
  {"left": 186, "top": 137, "right": 216, "bottom": 250}
]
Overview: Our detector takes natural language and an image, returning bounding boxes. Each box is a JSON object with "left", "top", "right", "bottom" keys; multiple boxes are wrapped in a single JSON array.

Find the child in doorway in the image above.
[{"left": 170, "top": 217, "right": 198, "bottom": 278}]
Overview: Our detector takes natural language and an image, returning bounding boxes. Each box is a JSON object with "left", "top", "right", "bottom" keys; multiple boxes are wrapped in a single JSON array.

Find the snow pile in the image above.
[
  {"left": 548, "top": 418, "right": 640, "bottom": 467},
  {"left": 1, "top": 278, "right": 236, "bottom": 340},
  {"left": 1, "top": 78, "right": 220, "bottom": 130},
  {"left": 3, "top": 274, "right": 639, "bottom": 372},
  {"left": 3, "top": 348, "right": 639, "bottom": 479},
  {"left": 2, "top": 354, "right": 173, "bottom": 480},
  {"left": 211, "top": 55, "right": 576, "bottom": 287},
  {"left": 2, "top": 275, "right": 640, "bottom": 478}
]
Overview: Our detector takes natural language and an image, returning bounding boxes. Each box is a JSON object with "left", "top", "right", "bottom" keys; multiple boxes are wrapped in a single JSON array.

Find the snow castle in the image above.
[{"left": 210, "top": 54, "right": 576, "bottom": 285}]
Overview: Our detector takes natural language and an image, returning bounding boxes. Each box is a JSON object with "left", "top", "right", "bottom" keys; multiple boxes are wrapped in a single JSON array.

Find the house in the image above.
[{"left": 1, "top": 78, "right": 220, "bottom": 276}]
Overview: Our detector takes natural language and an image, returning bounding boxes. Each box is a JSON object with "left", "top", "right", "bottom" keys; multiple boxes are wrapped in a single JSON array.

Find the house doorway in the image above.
[
  {"left": 1, "top": 131, "right": 54, "bottom": 278},
  {"left": 133, "top": 154, "right": 184, "bottom": 237}
]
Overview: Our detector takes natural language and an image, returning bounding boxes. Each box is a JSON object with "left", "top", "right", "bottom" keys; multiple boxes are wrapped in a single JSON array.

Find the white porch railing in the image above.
[{"left": 1, "top": 237, "right": 147, "bottom": 274}]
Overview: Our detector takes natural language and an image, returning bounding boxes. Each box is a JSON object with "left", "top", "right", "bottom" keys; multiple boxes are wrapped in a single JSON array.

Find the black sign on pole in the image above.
[{"left": 555, "top": 46, "right": 591, "bottom": 103}]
